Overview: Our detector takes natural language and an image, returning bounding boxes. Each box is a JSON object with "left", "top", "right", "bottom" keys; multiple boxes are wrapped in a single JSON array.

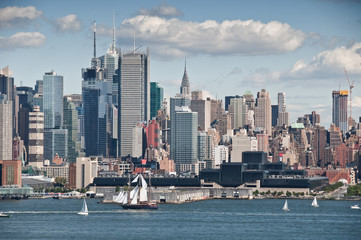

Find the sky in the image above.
[{"left": 1, "top": 0, "right": 361, "bottom": 127}]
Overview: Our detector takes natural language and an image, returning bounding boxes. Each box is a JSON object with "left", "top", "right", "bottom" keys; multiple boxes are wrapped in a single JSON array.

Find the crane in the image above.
[{"left": 344, "top": 67, "right": 354, "bottom": 122}]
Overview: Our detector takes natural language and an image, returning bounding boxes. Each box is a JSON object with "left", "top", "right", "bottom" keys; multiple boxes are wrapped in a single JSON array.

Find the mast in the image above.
[
  {"left": 127, "top": 172, "right": 131, "bottom": 204},
  {"left": 112, "top": 10, "right": 116, "bottom": 52},
  {"left": 148, "top": 171, "right": 151, "bottom": 202},
  {"left": 93, "top": 20, "right": 96, "bottom": 58},
  {"left": 138, "top": 173, "right": 141, "bottom": 204}
]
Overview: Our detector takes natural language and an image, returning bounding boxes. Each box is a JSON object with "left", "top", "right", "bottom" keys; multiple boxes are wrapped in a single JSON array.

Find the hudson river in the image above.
[{"left": 1, "top": 198, "right": 360, "bottom": 239}]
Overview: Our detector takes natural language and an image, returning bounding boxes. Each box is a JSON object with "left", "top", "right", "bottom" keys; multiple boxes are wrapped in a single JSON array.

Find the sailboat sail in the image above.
[
  {"left": 139, "top": 187, "right": 148, "bottom": 202},
  {"left": 282, "top": 200, "right": 289, "bottom": 211},
  {"left": 130, "top": 187, "right": 139, "bottom": 205},
  {"left": 130, "top": 185, "right": 139, "bottom": 199},
  {"left": 131, "top": 175, "right": 140, "bottom": 183},
  {"left": 78, "top": 198, "right": 88, "bottom": 215},
  {"left": 311, "top": 197, "right": 319, "bottom": 207},
  {"left": 122, "top": 192, "right": 128, "bottom": 205},
  {"left": 140, "top": 174, "right": 148, "bottom": 188},
  {"left": 115, "top": 191, "right": 124, "bottom": 203}
]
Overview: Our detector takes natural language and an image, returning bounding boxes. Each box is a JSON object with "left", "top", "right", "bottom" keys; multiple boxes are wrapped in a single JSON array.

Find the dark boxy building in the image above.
[{"left": 199, "top": 151, "right": 328, "bottom": 189}]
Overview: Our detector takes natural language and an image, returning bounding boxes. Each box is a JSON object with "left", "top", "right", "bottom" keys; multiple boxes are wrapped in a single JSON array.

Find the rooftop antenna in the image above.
[
  {"left": 112, "top": 10, "right": 116, "bottom": 52},
  {"left": 133, "top": 23, "right": 136, "bottom": 54},
  {"left": 93, "top": 20, "right": 96, "bottom": 58},
  {"left": 185, "top": 57, "right": 187, "bottom": 71}
]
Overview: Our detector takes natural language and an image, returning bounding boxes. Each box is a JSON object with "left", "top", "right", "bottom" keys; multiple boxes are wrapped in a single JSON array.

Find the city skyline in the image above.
[{"left": 1, "top": 0, "right": 361, "bottom": 126}]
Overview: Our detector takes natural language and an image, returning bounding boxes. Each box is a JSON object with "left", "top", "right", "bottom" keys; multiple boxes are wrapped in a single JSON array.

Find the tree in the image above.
[
  {"left": 286, "top": 191, "right": 292, "bottom": 197},
  {"left": 253, "top": 190, "right": 259, "bottom": 196},
  {"left": 54, "top": 177, "right": 67, "bottom": 187},
  {"left": 115, "top": 186, "right": 120, "bottom": 192}
]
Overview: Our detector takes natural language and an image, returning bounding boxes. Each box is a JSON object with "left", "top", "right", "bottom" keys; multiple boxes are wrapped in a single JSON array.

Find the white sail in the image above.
[
  {"left": 130, "top": 187, "right": 139, "bottom": 205},
  {"left": 130, "top": 185, "right": 139, "bottom": 200},
  {"left": 139, "top": 187, "right": 148, "bottom": 202},
  {"left": 140, "top": 174, "right": 148, "bottom": 188},
  {"left": 282, "top": 200, "right": 289, "bottom": 211},
  {"left": 78, "top": 198, "right": 88, "bottom": 215},
  {"left": 122, "top": 192, "right": 128, "bottom": 205},
  {"left": 115, "top": 191, "right": 124, "bottom": 203},
  {"left": 311, "top": 197, "right": 319, "bottom": 207},
  {"left": 131, "top": 175, "right": 139, "bottom": 183}
]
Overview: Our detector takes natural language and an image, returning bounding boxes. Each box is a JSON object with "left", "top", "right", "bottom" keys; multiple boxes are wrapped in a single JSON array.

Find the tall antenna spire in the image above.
[
  {"left": 93, "top": 20, "right": 96, "bottom": 58},
  {"left": 184, "top": 57, "right": 187, "bottom": 72},
  {"left": 112, "top": 10, "right": 116, "bottom": 52},
  {"left": 133, "top": 24, "right": 135, "bottom": 53}
]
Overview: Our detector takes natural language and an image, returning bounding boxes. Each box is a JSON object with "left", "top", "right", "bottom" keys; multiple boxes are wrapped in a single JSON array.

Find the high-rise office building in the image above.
[
  {"left": 243, "top": 91, "right": 255, "bottom": 111},
  {"left": 271, "top": 105, "right": 278, "bottom": 127},
  {"left": 277, "top": 92, "right": 290, "bottom": 127},
  {"left": 255, "top": 89, "right": 272, "bottom": 135},
  {"left": 63, "top": 95, "right": 81, "bottom": 163},
  {"left": 190, "top": 98, "right": 211, "bottom": 131},
  {"left": 28, "top": 106, "right": 44, "bottom": 167},
  {"left": 332, "top": 90, "right": 348, "bottom": 133},
  {"left": 231, "top": 129, "right": 253, "bottom": 163},
  {"left": 118, "top": 48, "right": 150, "bottom": 157},
  {"left": 150, "top": 82, "right": 164, "bottom": 119},
  {"left": 0, "top": 66, "right": 18, "bottom": 137},
  {"left": 43, "top": 70, "right": 64, "bottom": 129},
  {"left": 229, "top": 97, "right": 248, "bottom": 130},
  {"left": 44, "top": 128, "right": 68, "bottom": 161},
  {"left": 173, "top": 106, "right": 198, "bottom": 172},
  {"left": 224, "top": 95, "right": 241, "bottom": 111},
  {"left": 0, "top": 94, "right": 12, "bottom": 160}
]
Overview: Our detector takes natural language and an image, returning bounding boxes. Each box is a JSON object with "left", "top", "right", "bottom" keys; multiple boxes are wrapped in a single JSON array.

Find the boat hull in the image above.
[
  {"left": 0, "top": 214, "right": 11, "bottom": 218},
  {"left": 121, "top": 204, "right": 158, "bottom": 210},
  {"left": 77, "top": 212, "right": 88, "bottom": 215}
]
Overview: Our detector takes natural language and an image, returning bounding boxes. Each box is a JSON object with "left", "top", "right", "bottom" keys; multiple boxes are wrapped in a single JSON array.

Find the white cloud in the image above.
[
  {"left": 98, "top": 15, "right": 307, "bottom": 58},
  {"left": 137, "top": 4, "right": 183, "bottom": 17},
  {"left": 287, "top": 42, "right": 361, "bottom": 78},
  {"left": 0, "top": 6, "right": 42, "bottom": 28},
  {"left": 53, "top": 14, "right": 82, "bottom": 32},
  {"left": 243, "top": 42, "right": 361, "bottom": 84},
  {"left": 354, "top": 96, "right": 361, "bottom": 108},
  {"left": 0, "top": 32, "right": 46, "bottom": 49}
]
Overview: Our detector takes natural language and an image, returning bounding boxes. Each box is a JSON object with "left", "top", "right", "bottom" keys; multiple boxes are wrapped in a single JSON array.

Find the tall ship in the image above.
[{"left": 118, "top": 173, "right": 158, "bottom": 210}]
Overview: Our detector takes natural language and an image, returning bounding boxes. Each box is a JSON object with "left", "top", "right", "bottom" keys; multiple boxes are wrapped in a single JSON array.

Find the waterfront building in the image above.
[
  {"left": 0, "top": 160, "right": 22, "bottom": 186},
  {"left": 28, "top": 106, "right": 44, "bottom": 167},
  {"left": 277, "top": 92, "right": 290, "bottom": 127},
  {"left": 173, "top": 106, "right": 198, "bottom": 173},
  {"left": 76, "top": 156, "right": 98, "bottom": 189},
  {"left": 255, "top": 89, "right": 272, "bottom": 135},
  {"left": 0, "top": 94, "right": 12, "bottom": 161},
  {"left": 118, "top": 48, "right": 150, "bottom": 157},
  {"left": 150, "top": 82, "right": 164, "bottom": 119},
  {"left": 41, "top": 163, "right": 69, "bottom": 181},
  {"left": 332, "top": 90, "right": 348, "bottom": 133}
]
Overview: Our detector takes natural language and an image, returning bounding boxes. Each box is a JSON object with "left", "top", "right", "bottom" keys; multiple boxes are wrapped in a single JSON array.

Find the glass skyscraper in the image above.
[
  {"left": 43, "top": 70, "right": 63, "bottom": 129},
  {"left": 150, "top": 82, "right": 163, "bottom": 119},
  {"left": 118, "top": 49, "right": 150, "bottom": 157}
]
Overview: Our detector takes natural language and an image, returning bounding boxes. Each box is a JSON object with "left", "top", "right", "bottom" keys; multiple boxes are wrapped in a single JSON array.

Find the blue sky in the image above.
[{"left": 1, "top": 0, "right": 361, "bottom": 126}]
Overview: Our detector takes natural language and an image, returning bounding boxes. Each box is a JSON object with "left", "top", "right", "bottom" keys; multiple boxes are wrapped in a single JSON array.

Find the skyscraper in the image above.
[
  {"left": 173, "top": 106, "right": 198, "bottom": 172},
  {"left": 229, "top": 97, "right": 248, "bottom": 129},
  {"left": 0, "top": 94, "right": 12, "bottom": 160},
  {"left": 63, "top": 95, "right": 81, "bottom": 163},
  {"left": 255, "top": 89, "right": 272, "bottom": 135},
  {"left": 277, "top": 91, "right": 290, "bottom": 127},
  {"left": 43, "top": 70, "right": 64, "bottom": 129},
  {"left": 28, "top": 106, "right": 44, "bottom": 167},
  {"left": 118, "top": 48, "right": 150, "bottom": 157},
  {"left": 332, "top": 90, "right": 348, "bottom": 133},
  {"left": 150, "top": 82, "right": 164, "bottom": 119},
  {"left": 190, "top": 97, "right": 211, "bottom": 131}
]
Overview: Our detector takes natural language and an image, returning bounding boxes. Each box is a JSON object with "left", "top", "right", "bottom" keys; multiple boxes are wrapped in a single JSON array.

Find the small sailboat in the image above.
[
  {"left": 77, "top": 198, "right": 88, "bottom": 215},
  {"left": 282, "top": 200, "right": 290, "bottom": 212},
  {"left": 351, "top": 204, "right": 360, "bottom": 209},
  {"left": 311, "top": 197, "right": 319, "bottom": 207}
]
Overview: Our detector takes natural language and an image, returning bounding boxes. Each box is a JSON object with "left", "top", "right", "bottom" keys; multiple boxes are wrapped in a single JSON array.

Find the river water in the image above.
[{"left": 1, "top": 198, "right": 360, "bottom": 239}]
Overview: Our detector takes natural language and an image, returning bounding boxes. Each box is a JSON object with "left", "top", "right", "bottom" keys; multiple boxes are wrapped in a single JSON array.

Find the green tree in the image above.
[
  {"left": 54, "top": 177, "right": 67, "bottom": 187},
  {"left": 253, "top": 190, "right": 259, "bottom": 196},
  {"left": 286, "top": 191, "right": 292, "bottom": 197},
  {"left": 277, "top": 191, "right": 284, "bottom": 196},
  {"left": 115, "top": 186, "right": 120, "bottom": 192}
]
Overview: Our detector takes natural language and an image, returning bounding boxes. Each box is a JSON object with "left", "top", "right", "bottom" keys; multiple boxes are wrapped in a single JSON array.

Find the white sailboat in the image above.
[
  {"left": 311, "top": 197, "right": 319, "bottom": 207},
  {"left": 78, "top": 198, "right": 88, "bottom": 215},
  {"left": 282, "top": 200, "right": 290, "bottom": 211}
]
